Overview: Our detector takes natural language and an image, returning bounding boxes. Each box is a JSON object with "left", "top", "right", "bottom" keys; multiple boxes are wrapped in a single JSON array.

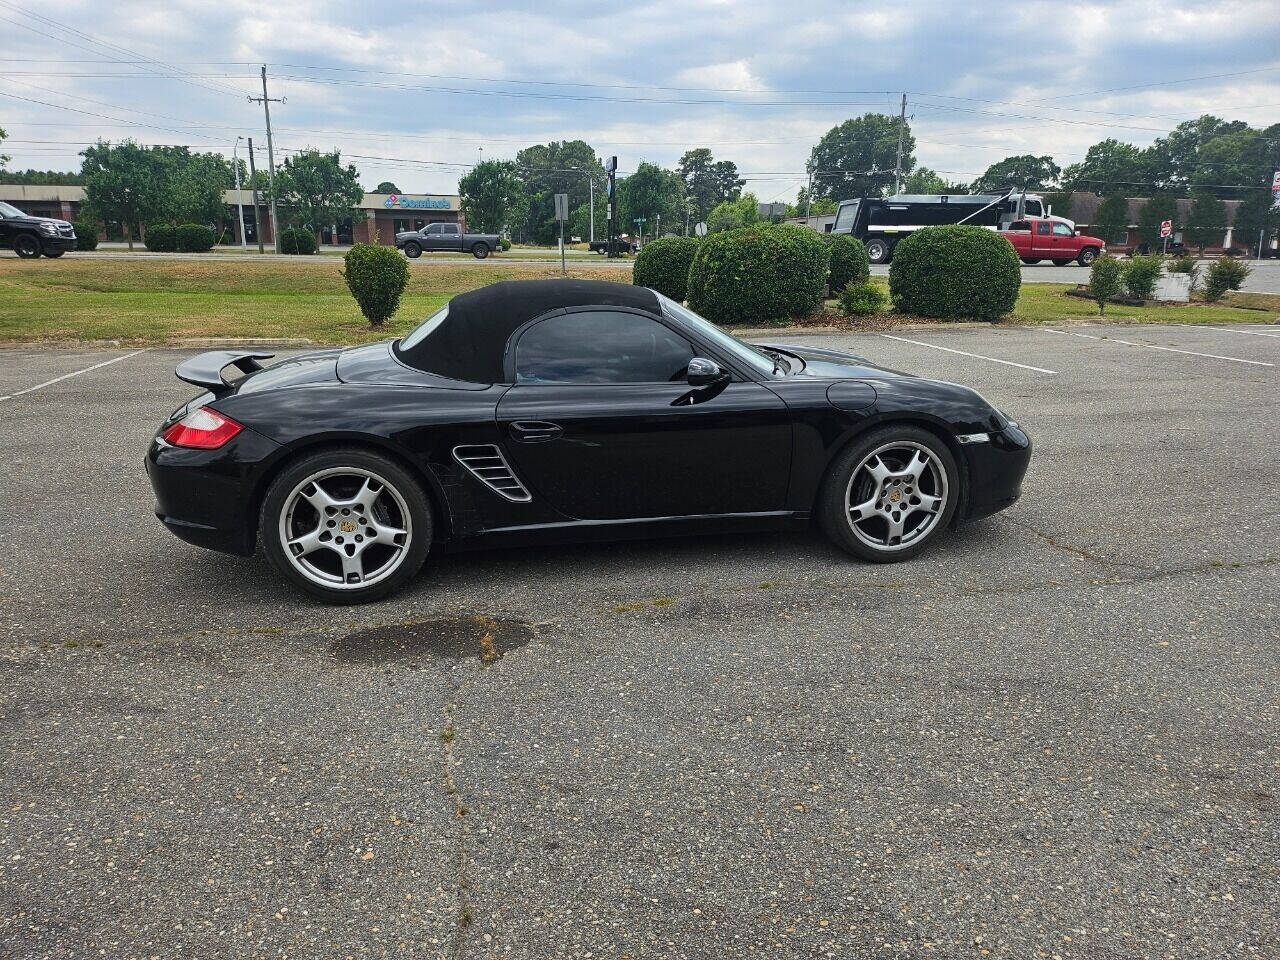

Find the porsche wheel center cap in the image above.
[
  {"left": 889, "top": 489, "right": 902, "bottom": 504},
  {"left": 338, "top": 520, "right": 357, "bottom": 534}
]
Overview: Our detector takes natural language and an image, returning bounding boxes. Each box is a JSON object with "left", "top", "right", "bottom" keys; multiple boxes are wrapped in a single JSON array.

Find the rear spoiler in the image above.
[{"left": 175, "top": 351, "right": 274, "bottom": 397}]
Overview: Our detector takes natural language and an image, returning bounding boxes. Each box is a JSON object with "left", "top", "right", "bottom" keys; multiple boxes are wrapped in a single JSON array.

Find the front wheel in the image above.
[
  {"left": 13, "top": 234, "right": 41, "bottom": 258},
  {"left": 865, "top": 237, "right": 892, "bottom": 264},
  {"left": 472, "top": 242, "right": 489, "bottom": 259},
  {"left": 260, "top": 447, "right": 433, "bottom": 603},
  {"left": 1077, "top": 247, "right": 1099, "bottom": 267},
  {"left": 818, "top": 426, "right": 960, "bottom": 563},
  {"left": 403, "top": 241, "right": 422, "bottom": 259}
]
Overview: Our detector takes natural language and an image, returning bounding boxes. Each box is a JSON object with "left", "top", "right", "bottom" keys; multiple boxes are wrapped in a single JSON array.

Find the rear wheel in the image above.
[
  {"left": 472, "top": 242, "right": 489, "bottom": 259},
  {"left": 865, "top": 237, "right": 892, "bottom": 264},
  {"left": 818, "top": 426, "right": 959, "bottom": 563},
  {"left": 260, "top": 447, "right": 432, "bottom": 603},
  {"left": 13, "top": 234, "right": 40, "bottom": 258},
  {"left": 1077, "top": 247, "right": 1099, "bottom": 267},
  {"left": 1021, "top": 258, "right": 1041, "bottom": 265},
  {"left": 403, "top": 241, "right": 422, "bottom": 259},
  {"left": 1051, "top": 258, "right": 1071, "bottom": 266}
]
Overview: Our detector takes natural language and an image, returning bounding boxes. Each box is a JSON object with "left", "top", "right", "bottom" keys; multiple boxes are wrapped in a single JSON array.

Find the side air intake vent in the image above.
[{"left": 452, "top": 445, "right": 532, "bottom": 503}]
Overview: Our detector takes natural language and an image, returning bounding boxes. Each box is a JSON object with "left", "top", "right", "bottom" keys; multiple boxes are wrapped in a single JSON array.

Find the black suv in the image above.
[{"left": 0, "top": 200, "right": 77, "bottom": 258}]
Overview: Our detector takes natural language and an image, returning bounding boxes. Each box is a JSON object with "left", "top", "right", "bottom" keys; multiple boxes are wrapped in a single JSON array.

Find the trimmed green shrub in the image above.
[
  {"left": 887, "top": 225, "right": 1020, "bottom": 321},
  {"left": 175, "top": 223, "right": 216, "bottom": 253},
  {"left": 686, "top": 223, "right": 829, "bottom": 326},
  {"left": 500, "top": 236, "right": 511, "bottom": 252},
  {"left": 143, "top": 223, "right": 176, "bottom": 252},
  {"left": 343, "top": 243, "right": 409, "bottom": 327},
  {"left": 1166, "top": 254, "right": 1201, "bottom": 295},
  {"left": 73, "top": 217, "right": 98, "bottom": 251},
  {"left": 1122, "top": 254, "right": 1163, "bottom": 300},
  {"left": 633, "top": 235, "right": 700, "bottom": 301},
  {"left": 279, "top": 227, "right": 318, "bottom": 255},
  {"left": 838, "top": 280, "right": 886, "bottom": 316},
  {"left": 1203, "top": 256, "right": 1251, "bottom": 303},
  {"left": 824, "top": 233, "right": 870, "bottom": 293},
  {"left": 1088, "top": 254, "right": 1124, "bottom": 315}
]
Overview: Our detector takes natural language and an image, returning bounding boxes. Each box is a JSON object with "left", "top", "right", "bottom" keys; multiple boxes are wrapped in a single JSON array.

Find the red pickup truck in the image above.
[{"left": 1000, "top": 218, "right": 1104, "bottom": 266}]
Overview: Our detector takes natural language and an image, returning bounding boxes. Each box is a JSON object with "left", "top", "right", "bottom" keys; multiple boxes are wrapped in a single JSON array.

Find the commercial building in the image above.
[{"left": 0, "top": 184, "right": 461, "bottom": 246}]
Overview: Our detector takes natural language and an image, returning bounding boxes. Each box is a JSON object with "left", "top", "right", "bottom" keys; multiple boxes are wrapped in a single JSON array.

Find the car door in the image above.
[
  {"left": 439, "top": 223, "right": 462, "bottom": 251},
  {"left": 1051, "top": 221, "right": 1076, "bottom": 253},
  {"left": 1032, "top": 220, "right": 1055, "bottom": 257},
  {"left": 495, "top": 308, "right": 793, "bottom": 521},
  {"left": 420, "top": 223, "right": 444, "bottom": 250}
]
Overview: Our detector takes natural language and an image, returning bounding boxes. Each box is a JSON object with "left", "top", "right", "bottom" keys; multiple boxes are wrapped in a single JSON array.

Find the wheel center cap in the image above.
[
  {"left": 889, "top": 489, "right": 902, "bottom": 503},
  {"left": 338, "top": 519, "right": 357, "bottom": 534}
]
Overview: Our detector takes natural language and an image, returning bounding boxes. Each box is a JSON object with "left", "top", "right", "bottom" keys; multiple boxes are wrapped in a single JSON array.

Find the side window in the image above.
[
  {"left": 1053, "top": 223, "right": 1074, "bottom": 237},
  {"left": 1007, "top": 220, "right": 1031, "bottom": 233},
  {"left": 514, "top": 311, "right": 695, "bottom": 385},
  {"left": 443, "top": 224, "right": 460, "bottom": 236},
  {"left": 1036, "top": 221, "right": 1052, "bottom": 236},
  {"left": 1024, "top": 200, "right": 1043, "bottom": 217},
  {"left": 424, "top": 223, "right": 443, "bottom": 236}
]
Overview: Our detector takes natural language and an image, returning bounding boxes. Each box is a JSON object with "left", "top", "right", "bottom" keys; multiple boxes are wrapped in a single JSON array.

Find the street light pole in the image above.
[
  {"left": 589, "top": 173, "right": 594, "bottom": 244},
  {"left": 232, "top": 136, "right": 247, "bottom": 251}
]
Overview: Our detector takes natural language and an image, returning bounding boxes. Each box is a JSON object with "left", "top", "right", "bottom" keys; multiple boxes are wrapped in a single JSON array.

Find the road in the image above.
[
  {"left": 869, "top": 257, "right": 1280, "bottom": 292},
  {"left": 1, "top": 325, "right": 1277, "bottom": 958}
]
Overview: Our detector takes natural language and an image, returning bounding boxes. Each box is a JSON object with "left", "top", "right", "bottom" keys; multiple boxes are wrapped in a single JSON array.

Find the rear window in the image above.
[{"left": 398, "top": 305, "right": 448, "bottom": 352}]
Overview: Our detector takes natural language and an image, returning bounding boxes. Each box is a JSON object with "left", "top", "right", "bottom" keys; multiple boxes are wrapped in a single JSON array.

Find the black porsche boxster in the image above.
[{"left": 147, "top": 279, "right": 1031, "bottom": 602}]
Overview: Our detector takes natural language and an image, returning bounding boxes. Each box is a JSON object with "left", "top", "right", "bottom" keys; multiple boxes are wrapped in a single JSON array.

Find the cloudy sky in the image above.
[{"left": 2, "top": 0, "right": 1278, "bottom": 201}]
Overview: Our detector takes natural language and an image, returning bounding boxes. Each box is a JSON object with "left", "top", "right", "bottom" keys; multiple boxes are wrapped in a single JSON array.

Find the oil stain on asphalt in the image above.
[{"left": 331, "top": 615, "right": 534, "bottom": 666}]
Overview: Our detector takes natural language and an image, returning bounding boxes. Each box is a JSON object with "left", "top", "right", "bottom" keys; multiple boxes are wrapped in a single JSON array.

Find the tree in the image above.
[
  {"left": 1136, "top": 193, "right": 1179, "bottom": 249},
  {"left": 160, "top": 147, "right": 233, "bottom": 225},
  {"left": 1062, "top": 139, "right": 1150, "bottom": 193},
  {"left": 513, "top": 140, "right": 603, "bottom": 244},
  {"left": 81, "top": 140, "right": 169, "bottom": 249},
  {"left": 677, "top": 148, "right": 744, "bottom": 221},
  {"left": 1147, "top": 115, "right": 1251, "bottom": 191},
  {"left": 1232, "top": 190, "right": 1280, "bottom": 257},
  {"left": 1094, "top": 193, "right": 1130, "bottom": 245},
  {"left": 618, "top": 161, "right": 685, "bottom": 237},
  {"left": 1, "top": 169, "right": 87, "bottom": 186},
  {"left": 273, "top": 149, "right": 364, "bottom": 235},
  {"left": 706, "top": 193, "right": 760, "bottom": 233},
  {"left": 902, "top": 167, "right": 948, "bottom": 194},
  {"left": 793, "top": 188, "right": 837, "bottom": 216},
  {"left": 971, "top": 154, "right": 1061, "bottom": 193},
  {"left": 458, "top": 160, "right": 526, "bottom": 234},
  {"left": 374, "top": 181, "right": 401, "bottom": 194},
  {"left": 807, "top": 113, "right": 913, "bottom": 202},
  {"left": 1192, "top": 130, "right": 1272, "bottom": 197},
  {"left": 1185, "top": 192, "right": 1227, "bottom": 253}
]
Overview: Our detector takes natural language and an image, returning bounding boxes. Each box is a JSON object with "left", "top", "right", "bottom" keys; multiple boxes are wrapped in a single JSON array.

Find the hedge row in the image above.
[
  {"left": 632, "top": 236, "right": 700, "bottom": 301},
  {"left": 686, "top": 224, "right": 829, "bottom": 326},
  {"left": 279, "top": 227, "right": 318, "bottom": 255},
  {"left": 144, "top": 223, "right": 216, "bottom": 252}
]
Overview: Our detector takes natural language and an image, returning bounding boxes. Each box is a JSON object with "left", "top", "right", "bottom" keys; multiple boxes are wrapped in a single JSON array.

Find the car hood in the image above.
[
  {"left": 752, "top": 342, "right": 913, "bottom": 380},
  {"left": 17, "top": 215, "right": 72, "bottom": 229}
]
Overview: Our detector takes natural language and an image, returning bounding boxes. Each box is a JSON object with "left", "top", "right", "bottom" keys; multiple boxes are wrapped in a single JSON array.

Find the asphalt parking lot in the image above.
[{"left": 1, "top": 323, "right": 1276, "bottom": 958}]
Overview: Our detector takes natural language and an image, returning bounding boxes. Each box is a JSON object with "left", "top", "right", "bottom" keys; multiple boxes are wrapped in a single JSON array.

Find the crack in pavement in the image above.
[{"left": 1003, "top": 518, "right": 1160, "bottom": 572}]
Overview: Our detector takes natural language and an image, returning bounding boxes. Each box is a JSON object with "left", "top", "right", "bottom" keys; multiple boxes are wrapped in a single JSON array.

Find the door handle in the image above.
[{"left": 509, "top": 420, "right": 563, "bottom": 442}]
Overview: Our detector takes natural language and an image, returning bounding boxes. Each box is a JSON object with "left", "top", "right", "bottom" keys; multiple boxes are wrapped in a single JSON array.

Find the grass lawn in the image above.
[
  {"left": 0, "top": 258, "right": 1271, "bottom": 344},
  {"left": 0, "top": 259, "right": 635, "bottom": 343}
]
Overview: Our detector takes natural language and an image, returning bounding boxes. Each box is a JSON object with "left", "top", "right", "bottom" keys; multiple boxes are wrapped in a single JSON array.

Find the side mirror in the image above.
[{"left": 686, "top": 357, "right": 725, "bottom": 387}]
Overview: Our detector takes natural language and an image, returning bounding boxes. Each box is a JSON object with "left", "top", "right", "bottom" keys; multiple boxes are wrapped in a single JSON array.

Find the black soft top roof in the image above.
[{"left": 397, "top": 278, "right": 662, "bottom": 383}]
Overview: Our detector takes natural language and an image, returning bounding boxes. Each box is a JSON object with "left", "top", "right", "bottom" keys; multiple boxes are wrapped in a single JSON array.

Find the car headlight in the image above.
[{"left": 39, "top": 222, "right": 58, "bottom": 235}]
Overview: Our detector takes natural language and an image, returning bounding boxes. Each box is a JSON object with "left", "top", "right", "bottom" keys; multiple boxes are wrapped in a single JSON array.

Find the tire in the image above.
[
  {"left": 865, "top": 237, "right": 892, "bottom": 264},
  {"left": 43, "top": 248, "right": 65, "bottom": 258},
  {"left": 1021, "top": 258, "right": 1041, "bottom": 265},
  {"left": 260, "top": 447, "right": 433, "bottom": 603},
  {"left": 13, "top": 234, "right": 41, "bottom": 259},
  {"left": 402, "top": 241, "right": 422, "bottom": 259},
  {"left": 1051, "top": 259, "right": 1071, "bottom": 266},
  {"left": 817, "top": 426, "right": 960, "bottom": 563},
  {"left": 1077, "top": 247, "right": 1099, "bottom": 267},
  {"left": 472, "top": 242, "right": 490, "bottom": 259}
]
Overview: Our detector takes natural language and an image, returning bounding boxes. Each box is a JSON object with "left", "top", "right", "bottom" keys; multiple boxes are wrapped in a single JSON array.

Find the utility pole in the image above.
[
  {"left": 588, "top": 173, "right": 594, "bottom": 243},
  {"left": 249, "top": 65, "right": 285, "bottom": 253},
  {"left": 805, "top": 169, "right": 814, "bottom": 221},
  {"left": 894, "top": 93, "right": 907, "bottom": 195},
  {"left": 247, "top": 137, "right": 265, "bottom": 254},
  {"left": 232, "top": 136, "right": 247, "bottom": 250}
]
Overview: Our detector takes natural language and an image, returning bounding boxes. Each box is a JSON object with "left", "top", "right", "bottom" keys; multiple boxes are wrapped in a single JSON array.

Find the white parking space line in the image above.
[
  {"left": 877, "top": 333, "right": 1057, "bottom": 374},
  {"left": 0, "top": 349, "right": 151, "bottom": 402},
  {"left": 1208, "top": 326, "right": 1280, "bottom": 339},
  {"left": 1038, "top": 328, "right": 1274, "bottom": 367}
]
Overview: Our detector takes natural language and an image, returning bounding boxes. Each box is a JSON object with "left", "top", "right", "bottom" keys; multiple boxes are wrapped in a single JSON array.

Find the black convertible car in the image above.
[{"left": 147, "top": 279, "right": 1031, "bottom": 602}]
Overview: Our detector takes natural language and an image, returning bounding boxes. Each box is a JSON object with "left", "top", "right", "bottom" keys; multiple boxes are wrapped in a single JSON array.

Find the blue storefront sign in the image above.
[{"left": 384, "top": 194, "right": 452, "bottom": 210}]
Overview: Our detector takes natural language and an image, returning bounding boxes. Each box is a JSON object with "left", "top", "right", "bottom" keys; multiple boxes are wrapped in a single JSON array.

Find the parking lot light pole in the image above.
[{"left": 232, "top": 137, "right": 247, "bottom": 251}]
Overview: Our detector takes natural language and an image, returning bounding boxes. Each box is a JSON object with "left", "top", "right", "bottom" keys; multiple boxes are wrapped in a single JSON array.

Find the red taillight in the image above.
[{"left": 162, "top": 406, "right": 243, "bottom": 449}]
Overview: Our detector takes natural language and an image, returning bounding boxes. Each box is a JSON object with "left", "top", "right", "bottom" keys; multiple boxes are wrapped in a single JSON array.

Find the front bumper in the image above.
[
  {"left": 40, "top": 235, "right": 76, "bottom": 253},
  {"left": 958, "top": 422, "right": 1032, "bottom": 522},
  {"left": 146, "top": 424, "right": 284, "bottom": 556}
]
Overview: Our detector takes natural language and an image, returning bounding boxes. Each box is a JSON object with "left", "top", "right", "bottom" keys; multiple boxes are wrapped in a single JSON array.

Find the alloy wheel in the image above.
[
  {"left": 844, "top": 440, "right": 949, "bottom": 552},
  {"left": 278, "top": 467, "right": 412, "bottom": 590}
]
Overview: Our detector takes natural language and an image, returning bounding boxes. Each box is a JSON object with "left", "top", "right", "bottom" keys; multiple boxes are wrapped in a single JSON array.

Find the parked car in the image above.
[
  {"left": 1000, "top": 218, "right": 1105, "bottom": 266},
  {"left": 147, "top": 279, "right": 1032, "bottom": 603},
  {"left": 588, "top": 237, "right": 637, "bottom": 255},
  {"left": 0, "top": 200, "right": 76, "bottom": 258},
  {"left": 395, "top": 222, "right": 500, "bottom": 259}
]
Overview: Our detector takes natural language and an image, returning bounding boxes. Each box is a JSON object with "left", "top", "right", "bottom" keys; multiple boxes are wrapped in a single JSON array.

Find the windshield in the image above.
[
  {"left": 834, "top": 200, "right": 859, "bottom": 233},
  {"left": 0, "top": 201, "right": 24, "bottom": 218},
  {"left": 657, "top": 294, "right": 777, "bottom": 378},
  {"left": 397, "top": 304, "right": 449, "bottom": 352}
]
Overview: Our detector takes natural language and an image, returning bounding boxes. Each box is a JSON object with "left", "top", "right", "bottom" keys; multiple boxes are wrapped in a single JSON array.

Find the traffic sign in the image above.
[
  {"left": 554, "top": 193, "right": 569, "bottom": 222},
  {"left": 694, "top": 221, "right": 708, "bottom": 237},
  {"left": 633, "top": 217, "right": 646, "bottom": 224},
  {"left": 1160, "top": 219, "right": 1172, "bottom": 238},
  {"left": 1271, "top": 169, "right": 1280, "bottom": 210}
]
